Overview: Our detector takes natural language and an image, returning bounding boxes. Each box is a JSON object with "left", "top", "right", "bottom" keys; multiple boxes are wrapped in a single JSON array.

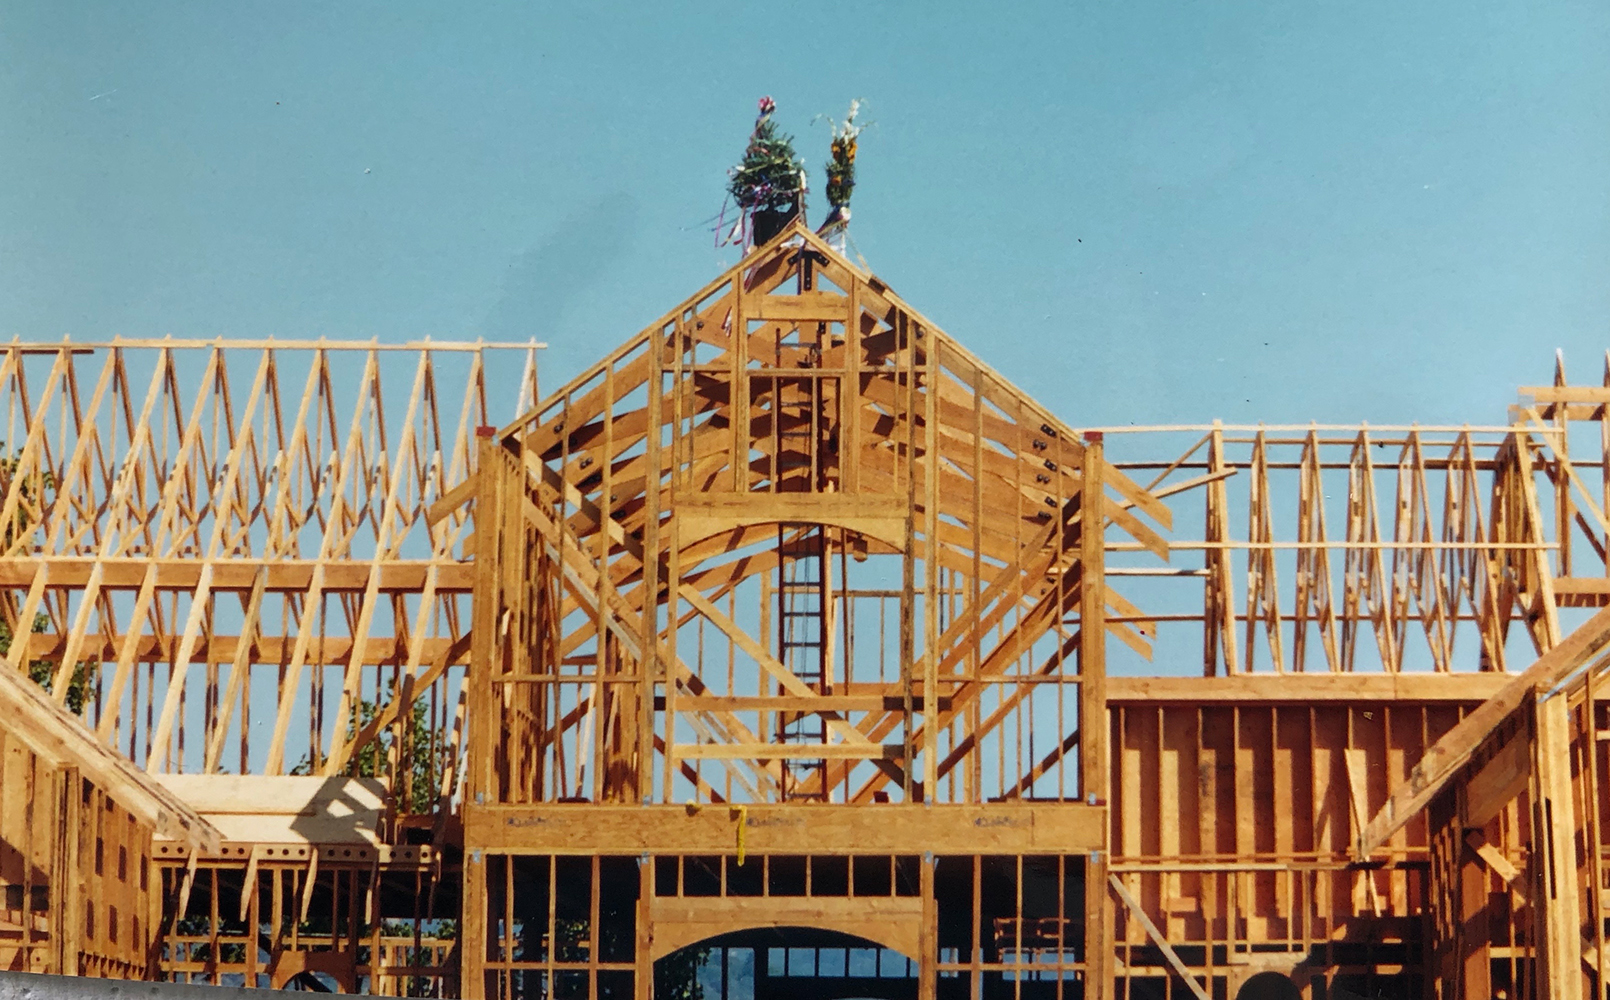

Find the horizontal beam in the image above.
[
  {"left": 1, "top": 337, "right": 545, "bottom": 352},
  {"left": 665, "top": 695, "right": 953, "bottom": 712},
  {"left": 464, "top": 802, "right": 1106, "bottom": 854},
  {"left": 0, "top": 559, "right": 473, "bottom": 593},
  {"left": 1520, "top": 386, "right": 1610, "bottom": 403},
  {"left": 151, "top": 841, "right": 436, "bottom": 866},
  {"left": 21, "top": 634, "right": 467, "bottom": 667},
  {"left": 676, "top": 743, "right": 904, "bottom": 760},
  {"left": 674, "top": 493, "right": 909, "bottom": 552},
  {"left": 1553, "top": 577, "right": 1610, "bottom": 607},
  {"left": 741, "top": 290, "right": 851, "bottom": 322},
  {"left": 1107, "top": 673, "right": 1511, "bottom": 703}
]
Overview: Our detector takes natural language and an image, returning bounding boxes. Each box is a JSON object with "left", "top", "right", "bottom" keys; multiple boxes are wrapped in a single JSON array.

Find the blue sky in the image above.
[{"left": 1, "top": 1, "right": 1606, "bottom": 429}]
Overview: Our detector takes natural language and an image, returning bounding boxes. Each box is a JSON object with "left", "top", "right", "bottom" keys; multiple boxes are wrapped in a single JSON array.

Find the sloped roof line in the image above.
[
  {"left": 501, "top": 219, "right": 1082, "bottom": 453},
  {"left": 783, "top": 224, "right": 1092, "bottom": 457},
  {"left": 495, "top": 223, "right": 797, "bottom": 440},
  {"left": 0, "top": 665, "right": 222, "bottom": 852},
  {"left": 495, "top": 219, "right": 1170, "bottom": 542}
]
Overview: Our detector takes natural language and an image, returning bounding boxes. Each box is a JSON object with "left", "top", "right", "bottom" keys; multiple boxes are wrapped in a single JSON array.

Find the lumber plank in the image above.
[
  {"left": 1462, "top": 730, "right": 1532, "bottom": 828},
  {"left": 1358, "top": 605, "right": 1610, "bottom": 856},
  {"left": 1108, "top": 873, "right": 1212, "bottom": 1000},
  {"left": 463, "top": 802, "right": 1105, "bottom": 854},
  {"left": 1107, "top": 674, "right": 1510, "bottom": 703},
  {"left": 1465, "top": 830, "right": 1526, "bottom": 894},
  {"left": 0, "top": 663, "right": 219, "bottom": 850}
]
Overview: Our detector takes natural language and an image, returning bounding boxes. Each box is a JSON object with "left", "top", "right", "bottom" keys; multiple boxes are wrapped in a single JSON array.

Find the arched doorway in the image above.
[
  {"left": 1235, "top": 971, "right": 1301, "bottom": 1000},
  {"left": 657, "top": 927, "right": 919, "bottom": 1000}
]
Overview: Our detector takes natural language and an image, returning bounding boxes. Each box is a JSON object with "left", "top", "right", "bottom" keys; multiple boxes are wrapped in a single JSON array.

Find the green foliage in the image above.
[
  {"left": 377, "top": 918, "right": 457, "bottom": 997},
  {"left": 0, "top": 609, "right": 86, "bottom": 713},
  {"left": 728, "top": 105, "right": 805, "bottom": 212},
  {"left": 290, "top": 685, "right": 447, "bottom": 815},
  {"left": 28, "top": 655, "right": 91, "bottom": 714},
  {"left": 822, "top": 99, "right": 865, "bottom": 210},
  {"left": 380, "top": 917, "right": 457, "bottom": 940},
  {"left": 655, "top": 945, "right": 712, "bottom": 1000},
  {"left": 0, "top": 445, "right": 84, "bottom": 711},
  {"left": 171, "top": 913, "right": 248, "bottom": 964},
  {"left": 553, "top": 916, "right": 589, "bottom": 963}
]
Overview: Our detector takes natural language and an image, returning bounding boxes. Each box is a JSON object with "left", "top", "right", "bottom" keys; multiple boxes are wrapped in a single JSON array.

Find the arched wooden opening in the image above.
[
  {"left": 1234, "top": 972, "right": 1301, "bottom": 1000},
  {"left": 657, "top": 927, "right": 919, "bottom": 1000}
]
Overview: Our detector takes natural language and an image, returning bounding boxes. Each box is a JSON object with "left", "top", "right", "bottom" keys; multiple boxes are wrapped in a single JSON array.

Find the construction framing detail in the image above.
[{"left": 0, "top": 227, "right": 1607, "bottom": 999}]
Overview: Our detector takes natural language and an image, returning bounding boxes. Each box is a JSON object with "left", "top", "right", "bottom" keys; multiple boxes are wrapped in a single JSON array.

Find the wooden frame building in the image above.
[{"left": 0, "top": 224, "right": 1605, "bottom": 998}]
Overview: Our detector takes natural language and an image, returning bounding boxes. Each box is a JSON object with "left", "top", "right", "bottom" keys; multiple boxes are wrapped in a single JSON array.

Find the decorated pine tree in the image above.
[
  {"left": 728, "top": 96, "right": 805, "bottom": 213},
  {"left": 727, "top": 97, "right": 805, "bottom": 246}
]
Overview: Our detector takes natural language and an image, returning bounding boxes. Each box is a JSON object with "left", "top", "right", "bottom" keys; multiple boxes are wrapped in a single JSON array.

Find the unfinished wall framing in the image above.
[{"left": 0, "top": 228, "right": 1607, "bottom": 998}]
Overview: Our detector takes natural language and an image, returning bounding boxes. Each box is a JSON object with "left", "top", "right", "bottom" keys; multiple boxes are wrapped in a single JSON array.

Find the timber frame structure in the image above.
[{"left": 1, "top": 221, "right": 1608, "bottom": 999}]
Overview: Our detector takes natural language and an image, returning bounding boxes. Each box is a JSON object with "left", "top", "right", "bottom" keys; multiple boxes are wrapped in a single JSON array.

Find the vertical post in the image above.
[
  {"left": 1584, "top": 662, "right": 1607, "bottom": 982},
  {"left": 760, "top": 571, "right": 772, "bottom": 766},
  {"left": 922, "top": 330, "right": 940, "bottom": 798},
  {"left": 468, "top": 428, "right": 504, "bottom": 808},
  {"left": 1600, "top": 357, "right": 1610, "bottom": 578},
  {"left": 636, "top": 856, "right": 655, "bottom": 1000},
  {"left": 268, "top": 867, "right": 284, "bottom": 985},
  {"left": 899, "top": 314, "right": 916, "bottom": 800},
  {"left": 146, "top": 846, "right": 162, "bottom": 979},
  {"left": 640, "top": 328, "right": 664, "bottom": 805},
  {"left": 460, "top": 427, "right": 503, "bottom": 1000},
  {"left": 844, "top": 277, "right": 861, "bottom": 494},
  {"left": 919, "top": 853, "right": 937, "bottom": 1000},
  {"left": 1458, "top": 845, "right": 1492, "bottom": 999},
  {"left": 594, "top": 364, "right": 616, "bottom": 801},
  {"left": 1080, "top": 435, "right": 1110, "bottom": 1000},
  {"left": 1554, "top": 355, "right": 1572, "bottom": 576},
  {"left": 589, "top": 856, "right": 603, "bottom": 999},
  {"left": 55, "top": 768, "right": 82, "bottom": 977},
  {"left": 662, "top": 531, "right": 683, "bottom": 803},
  {"left": 14, "top": 734, "right": 33, "bottom": 971},
  {"left": 246, "top": 851, "right": 261, "bottom": 987},
  {"left": 1533, "top": 694, "right": 1582, "bottom": 998},
  {"left": 1445, "top": 787, "right": 1491, "bottom": 1000},
  {"left": 461, "top": 851, "right": 486, "bottom": 1000},
  {"left": 1206, "top": 421, "right": 1239, "bottom": 676},
  {"left": 730, "top": 277, "right": 748, "bottom": 493},
  {"left": 666, "top": 312, "right": 686, "bottom": 806},
  {"left": 967, "top": 371, "right": 985, "bottom": 805}
]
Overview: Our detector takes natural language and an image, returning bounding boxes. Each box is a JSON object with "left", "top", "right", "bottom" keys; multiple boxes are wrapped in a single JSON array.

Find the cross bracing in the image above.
[{"left": 3, "top": 228, "right": 1610, "bottom": 998}]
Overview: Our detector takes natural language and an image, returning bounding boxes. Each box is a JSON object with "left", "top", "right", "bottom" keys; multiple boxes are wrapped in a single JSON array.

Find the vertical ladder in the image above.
[
  {"left": 772, "top": 375, "right": 824, "bottom": 493},
  {"left": 776, "top": 524, "right": 828, "bottom": 800}
]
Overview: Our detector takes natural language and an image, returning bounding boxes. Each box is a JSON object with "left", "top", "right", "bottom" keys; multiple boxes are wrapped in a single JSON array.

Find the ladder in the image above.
[
  {"left": 776, "top": 524, "right": 829, "bottom": 800},
  {"left": 771, "top": 374, "right": 827, "bottom": 493}
]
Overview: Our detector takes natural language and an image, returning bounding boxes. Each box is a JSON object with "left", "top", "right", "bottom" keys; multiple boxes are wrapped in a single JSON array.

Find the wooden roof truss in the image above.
[
  {"left": 465, "top": 223, "right": 1173, "bottom": 807},
  {"left": 0, "top": 340, "right": 538, "bottom": 811}
]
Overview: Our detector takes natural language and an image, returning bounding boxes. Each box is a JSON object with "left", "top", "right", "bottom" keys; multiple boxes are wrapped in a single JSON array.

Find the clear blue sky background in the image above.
[{"left": 1, "top": 1, "right": 1606, "bottom": 429}]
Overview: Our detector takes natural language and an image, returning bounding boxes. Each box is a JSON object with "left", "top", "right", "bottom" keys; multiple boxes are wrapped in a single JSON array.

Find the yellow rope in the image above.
[{"left": 732, "top": 805, "right": 748, "bottom": 865}]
